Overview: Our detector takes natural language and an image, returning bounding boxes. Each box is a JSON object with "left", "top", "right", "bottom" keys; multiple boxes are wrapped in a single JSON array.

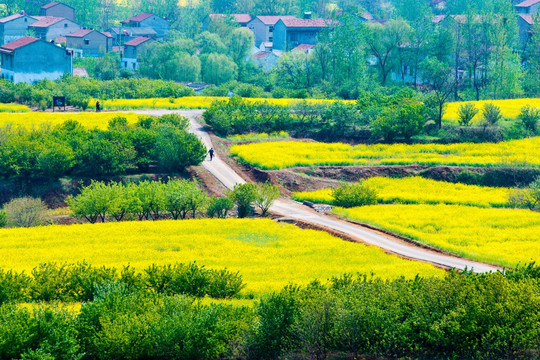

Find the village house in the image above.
[
  {"left": 121, "top": 36, "right": 153, "bottom": 70},
  {"left": 203, "top": 14, "right": 252, "bottom": 30},
  {"left": 107, "top": 26, "right": 157, "bottom": 46},
  {"left": 28, "top": 16, "right": 81, "bottom": 41},
  {"left": 251, "top": 50, "right": 280, "bottom": 71},
  {"left": 247, "top": 15, "right": 297, "bottom": 47},
  {"left": 121, "top": 13, "right": 169, "bottom": 38},
  {"left": 0, "top": 36, "right": 72, "bottom": 83},
  {"left": 40, "top": 2, "right": 75, "bottom": 22},
  {"left": 0, "top": 13, "right": 37, "bottom": 46},
  {"left": 65, "top": 29, "right": 113, "bottom": 56},
  {"left": 515, "top": 0, "right": 540, "bottom": 14},
  {"left": 272, "top": 16, "right": 329, "bottom": 51},
  {"left": 291, "top": 43, "right": 315, "bottom": 54},
  {"left": 518, "top": 14, "right": 536, "bottom": 50}
]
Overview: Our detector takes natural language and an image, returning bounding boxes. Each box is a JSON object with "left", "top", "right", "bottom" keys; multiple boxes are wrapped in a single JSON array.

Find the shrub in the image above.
[
  {"left": 457, "top": 103, "right": 479, "bottom": 126},
  {"left": 481, "top": 103, "right": 503, "bottom": 125},
  {"left": 0, "top": 211, "right": 6, "bottom": 228},
  {"left": 254, "top": 182, "right": 280, "bottom": 216},
  {"left": 154, "top": 125, "right": 207, "bottom": 172},
  {"left": 332, "top": 183, "right": 378, "bottom": 208},
  {"left": 207, "top": 196, "right": 234, "bottom": 218},
  {"left": 3, "top": 197, "right": 49, "bottom": 227},
  {"left": 518, "top": 105, "right": 539, "bottom": 134},
  {"left": 37, "top": 143, "right": 74, "bottom": 178},
  {"left": 508, "top": 176, "right": 540, "bottom": 210},
  {"left": 231, "top": 183, "right": 258, "bottom": 218}
]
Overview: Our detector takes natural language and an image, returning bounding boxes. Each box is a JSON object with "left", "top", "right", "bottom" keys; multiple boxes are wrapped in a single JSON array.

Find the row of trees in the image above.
[
  {"left": 204, "top": 94, "right": 538, "bottom": 143},
  {"left": 0, "top": 114, "right": 206, "bottom": 179},
  {"left": 66, "top": 179, "right": 280, "bottom": 223},
  {"left": 0, "top": 265, "right": 538, "bottom": 359}
]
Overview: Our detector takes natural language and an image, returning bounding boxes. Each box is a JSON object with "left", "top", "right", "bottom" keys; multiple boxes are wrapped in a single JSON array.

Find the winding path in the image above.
[{"left": 141, "top": 109, "right": 500, "bottom": 273}]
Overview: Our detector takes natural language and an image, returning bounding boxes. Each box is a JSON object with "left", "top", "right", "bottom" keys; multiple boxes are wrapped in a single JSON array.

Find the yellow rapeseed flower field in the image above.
[
  {"left": 230, "top": 137, "right": 540, "bottom": 169},
  {"left": 0, "top": 112, "right": 142, "bottom": 129},
  {"left": 293, "top": 177, "right": 510, "bottom": 208},
  {"left": 444, "top": 98, "right": 540, "bottom": 124},
  {"left": 90, "top": 97, "right": 354, "bottom": 110},
  {"left": 0, "top": 103, "right": 31, "bottom": 112},
  {"left": 0, "top": 219, "right": 443, "bottom": 295},
  {"left": 333, "top": 204, "right": 540, "bottom": 268}
]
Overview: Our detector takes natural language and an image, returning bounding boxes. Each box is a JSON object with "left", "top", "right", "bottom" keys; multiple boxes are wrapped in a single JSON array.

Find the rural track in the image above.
[{"left": 137, "top": 109, "right": 500, "bottom": 273}]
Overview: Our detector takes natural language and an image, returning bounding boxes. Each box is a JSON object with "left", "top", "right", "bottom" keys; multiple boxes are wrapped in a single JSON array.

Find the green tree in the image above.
[
  {"left": 231, "top": 183, "right": 258, "bottom": 218},
  {"left": 364, "top": 19, "right": 410, "bottom": 84},
  {"left": 457, "top": 103, "right": 479, "bottom": 126},
  {"left": 154, "top": 125, "right": 207, "bottom": 172},
  {"left": 254, "top": 182, "right": 280, "bottom": 216},
  {"left": 481, "top": 103, "right": 502, "bottom": 125},
  {"left": 228, "top": 27, "right": 255, "bottom": 75},
  {"left": 518, "top": 105, "right": 539, "bottom": 134},
  {"left": 67, "top": 181, "right": 112, "bottom": 223},
  {"left": 207, "top": 196, "right": 234, "bottom": 218},
  {"left": 421, "top": 57, "right": 456, "bottom": 128},
  {"left": 37, "top": 142, "right": 74, "bottom": 178},
  {"left": 201, "top": 53, "right": 238, "bottom": 85}
]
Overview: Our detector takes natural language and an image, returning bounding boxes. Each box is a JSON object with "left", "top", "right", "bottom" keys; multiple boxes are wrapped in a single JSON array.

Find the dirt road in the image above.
[{"left": 137, "top": 109, "right": 500, "bottom": 273}]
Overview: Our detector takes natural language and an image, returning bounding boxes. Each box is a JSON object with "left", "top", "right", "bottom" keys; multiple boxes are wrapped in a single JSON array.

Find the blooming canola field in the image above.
[
  {"left": 292, "top": 177, "right": 511, "bottom": 208},
  {"left": 444, "top": 98, "right": 540, "bottom": 124},
  {"left": 230, "top": 137, "right": 540, "bottom": 169},
  {"left": 333, "top": 204, "right": 540, "bottom": 268},
  {"left": 0, "top": 219, "right": 443, "bottom": 295},
  {"left": 0, "top": 111, "right": 143, "bottom": 129}
]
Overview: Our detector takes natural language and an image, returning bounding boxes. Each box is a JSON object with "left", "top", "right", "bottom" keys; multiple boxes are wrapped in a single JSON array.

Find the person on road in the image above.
[
  {"left": 96, "top": 100, "right": 101, "bottom": 112},
  {"left": 208, "top": 148, "right": 214, "bottom": 161}
]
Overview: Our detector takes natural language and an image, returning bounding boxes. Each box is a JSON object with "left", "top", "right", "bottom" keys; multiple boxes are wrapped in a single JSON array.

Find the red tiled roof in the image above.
[
  {"left": 291, "top": 43, "right": 315, "bottom": 51},
  {"left": 55, "top": 36, "right": 66, "bottom": 43},
  {"left": 65, "top": 28, "right": 93, "bottom": 37},
  {"left": 515, "top": 0, "right": 540, "bottom": 7},
  {"left": 432, "top": 14, "right": 447, "bottom": 23},
  {"left": 0, "top": 13, "right": 23, "bottom": 23},
  {"left": 122, "top": 13, "right": 153, "bottom": 23},
  {"left": 360, "top": 12, "right": 373, "bottom": 20},
  {"left": 124, "top": 36, "right": 152, "bottom": 46},
  {"left": 112, "top": 45, "right": 124, "bottom": 52},
  {"left": 102, "top": 31, "right": 113, "bottom": 38},
  {"left": 0, "top": 36, "right": 39, "bottom": 52},
  {"left": 256, "top": 15, "right": 296, "bottom": 25},
  {"left": 280, "top": 18, "right": 329, "bottom": 27},
  {"left": 253, "top": 51, "right": 271, "bottom": 59},
  {"left": 519, "top": 14, "right": 535, "bottom": 24},
  {"left": 29, "top": 16, "right": 65, "bottom": 27},
  {"left": 73, "top": 67, "right": 89, "bottom": 77},
  {"left": 233, "top": 14, "right": 251, "bottom": 23}
]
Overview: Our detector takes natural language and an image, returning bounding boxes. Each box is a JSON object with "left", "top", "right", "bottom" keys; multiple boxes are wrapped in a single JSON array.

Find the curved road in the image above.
[{"left": 141, "top": 109, "right": 500, "bottom": 273}]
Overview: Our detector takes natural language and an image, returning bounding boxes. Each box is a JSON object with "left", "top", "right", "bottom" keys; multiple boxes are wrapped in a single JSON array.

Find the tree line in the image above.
[
  {"left": 0, "top": 263, "right": 538, "bottom": 359},
  {"left": 0, "top": 114, "right": 206, "bottom": 179}
]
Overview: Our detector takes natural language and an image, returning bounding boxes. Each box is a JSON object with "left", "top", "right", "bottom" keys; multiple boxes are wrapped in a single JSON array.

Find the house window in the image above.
[
  {"left": 24, "top": 18, "right": 27, "bottom": 22},
  {"left": 64, "top": 23, "right": 68, "bottom": 27},
  {"left": 269, "top": 26, "right": 274, "bottom": 32},
  {"left": 269, "top": 36, "right": 273, "bottom": 42},
  {"left": 84, "top": 39, "right": 90, "bottom": 45}
]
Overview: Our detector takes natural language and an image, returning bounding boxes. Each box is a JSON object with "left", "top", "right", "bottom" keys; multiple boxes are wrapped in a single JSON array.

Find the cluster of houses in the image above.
[
  {"left": 0, "top": 0, "right": 538, "bottom": 84},
  {"left": 0, "top": 2, "right": 167, "bottom": 83}
]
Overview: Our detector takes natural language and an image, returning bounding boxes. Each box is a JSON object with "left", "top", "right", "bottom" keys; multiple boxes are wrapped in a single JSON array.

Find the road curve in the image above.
[{"left": 140, "top": 109, "right": 500, "bottom": 274}]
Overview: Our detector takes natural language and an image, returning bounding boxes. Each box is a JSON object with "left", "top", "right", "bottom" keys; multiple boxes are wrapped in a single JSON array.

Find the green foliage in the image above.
[
  {"left": 201, "top": 53, "right": 238, "bottom": 85},
  {"left": 518, "top": 105, "right": 540, "bottom": 134},
  {"left": 457, "top": 103, "right": 479, "bottom": 126},
  {"left": 481, "top": 103, "right": 503, "bottom": 125},
  {"left": 254, "top": 182, "right": 280, "bottom": 216},
  {"left": 231, "top": 183, "right": 258, "bottom": 218},
  {"left": 508, "top": 176, "right": 540, "bottom": 210},
  {"left": 139, "top": 42, "right": 201, "bottom": 82},
  {"left": 0, "top": 211, "right": 6, "bottom": 228},
  {"left": 207, "top": 196, "right": 234, "bottom": 218},
  {"left": 371, "top": 100, "right": 426, "bottom": 141},
  {"left": 3, "top": 197, "right": 49, "bottom": 228},
  {"left": 154, "top": 125, "right": 207, "bottom": 172},
  {"left": 332, "top": 183, "right": 378, "bottom": 208}
]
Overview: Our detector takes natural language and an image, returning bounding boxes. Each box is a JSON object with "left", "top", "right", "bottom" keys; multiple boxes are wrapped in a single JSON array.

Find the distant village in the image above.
[{"left": 0, "top": 0, "right": 538, "bottom": 84}]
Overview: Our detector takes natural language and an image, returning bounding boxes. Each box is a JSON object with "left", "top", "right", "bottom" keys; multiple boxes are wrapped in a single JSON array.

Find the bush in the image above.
[
  {"left": 481, "top": 103, "right": 503, "bottom": 125},
  {"left": 254, "top": 182, "right": 280, "bottom": 216},
  {"left": 154, "top": 125, "right": 207, "bottom": 172},
  {"left": 457, "top": 103, "right": 479, "bottom": 126},
  {"left": 332, "top": 183, "right": 378, "bottom": 208},
  {"left": 3, "top": 197, "right": 49, "bottom": 227},
  {"left": 508, "top": 176, "right": 540, "bottom": 210},
  {"left": 37, "top": 143, "right": 74, "bottom": 178},
  {"left": 231, "top": 183, "right": 258, "bottom": 218},
  {"left": 207, "top": 196, "right": 234, "bottom": 218},
  {"left": 518, "top": 105, "right": 539, "bottom": 134},
  {"left": 0, "top": 211, "right": 5, "bottom": 228}
]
